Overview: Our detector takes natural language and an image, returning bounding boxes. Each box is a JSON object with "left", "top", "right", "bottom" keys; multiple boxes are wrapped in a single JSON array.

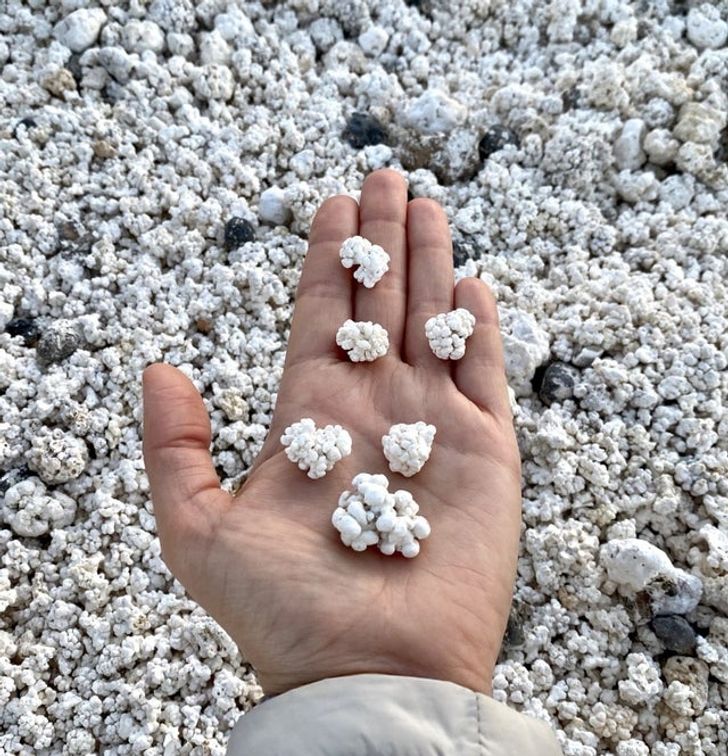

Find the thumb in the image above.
[{"left": 142, "top": 363, "right": 230, "bottom": 562}]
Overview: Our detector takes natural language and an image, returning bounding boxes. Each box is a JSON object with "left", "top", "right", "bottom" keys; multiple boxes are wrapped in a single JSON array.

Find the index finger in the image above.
[{"left": 286, "top": 195, "right": 359, "bottom": 365}]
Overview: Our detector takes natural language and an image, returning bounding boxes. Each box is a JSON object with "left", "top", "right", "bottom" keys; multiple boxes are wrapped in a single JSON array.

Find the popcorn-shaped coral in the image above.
[
  {"left": 280, "top": 418, "right": 352, "bottom": 479},
  {"left": 2, "top": 477, "right": 77, "bottom": 537},
  {"left": 27, "top": 427, "right": 88, "bottom": 484},
  {"left": 332, "top": 472, "right": 431, "bottom": 558},
  {"left": 339, "top": 235, "right": 390, "bottom": 288},
  {"left": 382, "top": 422, "right": 436, "bottom": 477},
  {"left": 425, "top": 307, "right": 475, "bottom": 360},
  {"left": 336, "top": 319, "right": 389, "bottom": 362}
]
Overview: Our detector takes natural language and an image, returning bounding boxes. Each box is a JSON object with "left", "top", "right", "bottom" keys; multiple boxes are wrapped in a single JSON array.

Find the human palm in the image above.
[{"left": 143, "top": 170, "right": 522, "bottom": 697}]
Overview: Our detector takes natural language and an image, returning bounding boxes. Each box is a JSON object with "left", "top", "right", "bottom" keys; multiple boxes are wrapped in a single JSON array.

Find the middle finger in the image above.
[{"left": 354, "top": 169, "right": 409, "bottom": 355}]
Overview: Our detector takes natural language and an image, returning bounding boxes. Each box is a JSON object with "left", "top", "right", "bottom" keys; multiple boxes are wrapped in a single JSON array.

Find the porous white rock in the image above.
[
  {"left": 280, "top": 418, "right": 352, "bottom": 479},
  {"left": 339, "top": 235, "right": 390, "bottom": 288},
  {"left": 403, "top": 88, "right": 468, "bottom": 135},
  {"left": 358, "top": 26, "right": 389, "bottom": 57},
  {"left": 382, "top": 422, "right": 436, "bottom": 478},
  {"left": 659, "top": 175, "right": 695, "bottom": 210},
  {"left": 601, "top": 538, "right": 703, "bottom": 614},
  {"left": 673, "top": 102, "right": 726, "bottom": 147},
  {"left": 644, "top": 129, "right": 679, "bottom": 165},
  {"left": 0, "top": 302, "right": 14, "bottom": 330},
  {"left": 53, "top": 8, "right": 106, "bottom": 52},
  {"left": 499, "top": 309, "right": 551, "bottom": 396},
  {"left": 192, "top": 64, "right": 235, "bottom": 101},
  {"left": 662, "top": 657, "right": 710, "bottom": 716},
  {"left": 332, "top": 473, "right": 431, "bottom": 557},
  {"left": 614, "top": 119, "right": 646, "bottom": 170},
  {"left": 425, "top": 308, "right": 476, "bottom": 360},
  {"left": 618, "top": 652, "right": 664, "bottom": 706},
  {"left": 27, "top": 428, "right": 88, "bottom": 484},
  {"left": 122, "top": 19, "right": 165, "bottom": 54},
  {"left": 613, "top": 169, "right": 660, "bottom": 203},
  {"left": 2, "top": 478, "right": 77, "bottom": 537},
  {"left": 686, "top": 4, "right": 728, "bottom": 49},
  {"left": 199, "top": 29, "right": 232, "bottom": 65},
  {"left": 616, "top": 740, "right": 650, "bottom": 756},
  {"left": 336, "top": 319, "right": 389, "bottom": 362}
]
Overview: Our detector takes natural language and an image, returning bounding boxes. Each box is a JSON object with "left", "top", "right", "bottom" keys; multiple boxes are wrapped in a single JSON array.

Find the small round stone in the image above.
[
  {"left": 651, "top": 615, "right": 697, "bottom": 654},
  {"left": 224, "top": 217, "right": 255, "bottom": 250},
  {"left": 6, "top": 317, "right": 40, "bottom": 346},
  {"left": 36, "top": 320, "right": 81, "bottom": 364},
  {"left": 478, "top": 125, "right": 519, "bottom": 161},
  {"left": 343, "top": 112, "right": 388, "bottom": 149},
  {"left": 538, "top": 362, "right": 579, "bottom": 404}
]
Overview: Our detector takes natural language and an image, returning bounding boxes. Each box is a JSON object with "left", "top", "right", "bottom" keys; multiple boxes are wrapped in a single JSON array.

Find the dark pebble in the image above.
[
  {"left": 67, "top": 53, "right": 83, "bottom": 86},
  {"left": 224, "top": 217, "right": 255, "bottom": 250},
  {"left": 503, "top": 602, "right": 525, "bottom": 648},
  {"left": 478, "top": 125, "right": 519, "bottom": 162},
  {"left": 452, "top": 240, "right": 474, "bottom": 267},
  {"left": 5, "top": 317, "right": 40, "bottom": 347},
  {"left": 652, "top": 615, "right": 697, "bottom": 654},
  {"left": 714, "top": 126, "right": 728, "bottom": 164},
  {"left": 404, "top": 0, "right": 433, "bottom": 14},
  {"left": 343, "top": 112, "right": 388, "bottom": 149},
  {"left": 538, "top": 362, "right": 579, "bottom": 404},
  {"left": 58, "top": 220, "right": 81, "bottom": 241},
  {"left": 36, "top": 322, "right": 81, "bottom": 364},
  {"left": 56, "top": 221, "right": 94, "bottom": 257},
  {"left": 0, "top": 465, "right": 32, "bottom": 495},
  {"left": 562, "top": 88, "right": 579, "bottom": 111}
]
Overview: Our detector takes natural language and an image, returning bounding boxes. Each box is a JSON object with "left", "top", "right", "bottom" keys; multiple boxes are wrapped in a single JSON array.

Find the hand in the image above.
[{"left": 142, "top": 169, "right": 522, "bottom": 696}]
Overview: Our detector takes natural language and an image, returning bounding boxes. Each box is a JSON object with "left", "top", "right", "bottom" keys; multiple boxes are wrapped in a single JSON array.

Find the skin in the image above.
[{"left": 142, "top": 169, "right": 522, "bottom": 697}]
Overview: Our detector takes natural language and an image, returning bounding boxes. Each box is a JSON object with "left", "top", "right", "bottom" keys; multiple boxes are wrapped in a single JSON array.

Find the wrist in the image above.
[{"left": 258, "top": 657, "right": 494, "bottom": 698}]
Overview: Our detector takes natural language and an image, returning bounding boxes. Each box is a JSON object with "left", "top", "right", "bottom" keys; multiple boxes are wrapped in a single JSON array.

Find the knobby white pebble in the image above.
[
  {"left": 53, "top": 8, "right": 107, "bottom": 53},
  {"left": 336, "top": 319, "right": 389, "bottom": 362},
  {"left": 280, "top": 418, "right": 352, "bottom": 479},
  {"left": 425, "top": 308, "right": 476, "bottom": 360},
  {"left": 332, "top": 473, "right": 431, "bottom": 558},
  {"left": 382, "top": 422, "right": 437, "bottom": 477},
  {"left": 339, "top": 235, "right": 390, "bottom": 288}
]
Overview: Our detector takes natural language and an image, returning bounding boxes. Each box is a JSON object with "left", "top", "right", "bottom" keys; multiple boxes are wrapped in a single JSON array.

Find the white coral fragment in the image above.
[
  {"left": 424, "top": 307, "right": 475, "bottom": 360},
  {"left": 600, "top": 538, "right": 703, "bottom": 615},
  {"left": 2, "top": 478, "right": 77, "bottom": 537},
  {"left": 336, "top": 319, "right": 389, "bottom": 362},
  {"left": 332, "top": 473, "right": 431, "bottom": 558},
  {"left": 339, "top": 235, "right": 390, "bottom": 288},
  {"left": 382, "top": 422, "right": 436, "bottom": 477},
  {"left": 27, "top": 428, "right": 88, "bottom": 484},
  {"left": 280, "top": 418, "right": 352, "bottom": 479}
]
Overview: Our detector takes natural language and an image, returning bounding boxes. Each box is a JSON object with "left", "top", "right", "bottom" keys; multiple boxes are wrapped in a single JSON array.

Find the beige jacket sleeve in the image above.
[{"left": 226, "top": 673, "right": 563, "bottom": 755}]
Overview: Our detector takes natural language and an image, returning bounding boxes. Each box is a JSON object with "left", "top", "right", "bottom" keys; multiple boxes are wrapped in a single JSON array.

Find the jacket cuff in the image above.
[{"left": 226, "top": 673, "right": 562, "bottom": 755}]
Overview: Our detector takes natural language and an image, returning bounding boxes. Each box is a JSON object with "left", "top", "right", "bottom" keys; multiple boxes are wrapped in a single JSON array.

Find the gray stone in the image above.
[
  {"left": 36, "top": 320, "right": 81, "bottom": 364},
  {"left": 539, "top": 362, "right": 578, "bottom": 404},
  {"left": 652, "top": 615, "right": 697, "bottom": 654}
]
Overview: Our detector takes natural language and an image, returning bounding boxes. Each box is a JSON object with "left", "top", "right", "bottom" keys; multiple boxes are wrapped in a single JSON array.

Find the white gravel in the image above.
[{"left": 1, "top": 1, "right": 727, "bottom": 754}]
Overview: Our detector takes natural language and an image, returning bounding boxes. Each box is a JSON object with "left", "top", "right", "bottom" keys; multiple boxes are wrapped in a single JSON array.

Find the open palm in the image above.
[{"left": 142, "top": 170, "right": 522, "bottom": 696}]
